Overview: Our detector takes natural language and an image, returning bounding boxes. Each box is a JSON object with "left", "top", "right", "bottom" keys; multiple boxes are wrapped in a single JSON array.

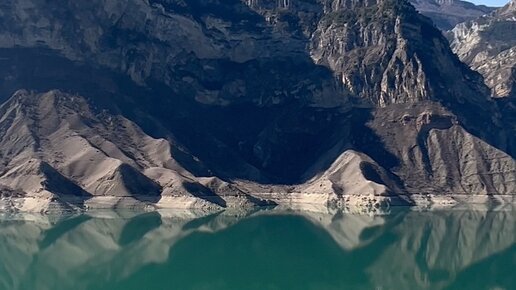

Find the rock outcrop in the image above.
[
  {"left": 448, "top": 0, "right": 516, "bottom": 99},
  {"left": 310, "top": 0, "right": 493, "bottom": 109},
  {"left": 410, "top": 0, "right": 495, "bottom": 30}
]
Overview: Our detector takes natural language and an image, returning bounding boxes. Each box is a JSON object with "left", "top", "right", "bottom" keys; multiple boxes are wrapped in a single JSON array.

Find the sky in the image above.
[{"left": 468, "top": 0, "right": 510, "bottom": 7}]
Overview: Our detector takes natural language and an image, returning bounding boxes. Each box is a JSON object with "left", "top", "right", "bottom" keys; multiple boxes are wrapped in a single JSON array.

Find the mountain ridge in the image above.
[
  {"left": 410, "top": 0, "right": 496, "bottom": 30},
  {"left": 0, "top": 0, "right": 514, "bottom": 211}
]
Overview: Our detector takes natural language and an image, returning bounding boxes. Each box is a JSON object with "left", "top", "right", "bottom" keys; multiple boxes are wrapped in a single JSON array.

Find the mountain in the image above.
[
  {"left": 409, "top": 0, "right": 495, "bottom": 30},
  {"left": 448, "top": 0, "right": 516, "bottom": 99},
  {"left": 0, "top": 0, "right": 514, "bottom": 211}
]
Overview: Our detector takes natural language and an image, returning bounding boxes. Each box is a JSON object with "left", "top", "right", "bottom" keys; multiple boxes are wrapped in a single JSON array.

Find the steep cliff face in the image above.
[
  {"left": 410, "top": 0, "right": 495, "bottom": 30},
  {"left": 447, "top": 0, "right": 516, "bottom": 159},
  {"left": 369, "top": 103, "right": 515, "bottom": 195},
  {"left": 242, "top": 0, "right": 499, "bottom": 52},
  {"left": 310, "top": 0, "right": 492, "bottom": 109},
  {"left": 449, "top": 0, "right": 516, "bottom": 99},
  {"left": 0, "top": 0, "right": 493, "bottom": 107},
  {"left": 0, "top": 0, "right": 345, "bottom": 108},
  {"left": 0, "top": 0, "right": 514, "bottom": 210},
  {"left": 242, "top": 0, "right": 496, "bottom": 108},
  {"left": 0, "top": 90, "right": 282, "bottom": 210}
]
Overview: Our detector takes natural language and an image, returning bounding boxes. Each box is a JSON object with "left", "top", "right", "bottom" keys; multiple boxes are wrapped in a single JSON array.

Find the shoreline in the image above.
[{"left": 1, "top": 193, "right": 515, "bottom": 213}]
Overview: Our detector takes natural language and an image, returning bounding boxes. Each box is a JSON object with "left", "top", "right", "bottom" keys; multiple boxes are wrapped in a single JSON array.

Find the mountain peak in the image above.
[
  {"left": 410, "top": 0, "right": 496, "bottom": 30},
  {"left": 448, "top": 0, "right": 516, "bottom": 99}
]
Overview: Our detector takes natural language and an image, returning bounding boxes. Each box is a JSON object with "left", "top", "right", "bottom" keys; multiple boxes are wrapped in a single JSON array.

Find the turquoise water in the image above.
[{"left": 0, "top": 209, "right": 514, "bottom": 290}]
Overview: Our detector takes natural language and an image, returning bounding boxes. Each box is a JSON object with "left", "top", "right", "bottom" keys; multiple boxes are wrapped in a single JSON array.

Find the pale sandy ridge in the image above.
[{"left": 0, "top": 90, "right": 515, "bottom": 213}]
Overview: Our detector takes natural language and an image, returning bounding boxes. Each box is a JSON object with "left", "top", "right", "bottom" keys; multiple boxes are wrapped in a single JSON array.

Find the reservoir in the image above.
[{"left": 0, "top": 208, "right": 514, "bottom": 290}]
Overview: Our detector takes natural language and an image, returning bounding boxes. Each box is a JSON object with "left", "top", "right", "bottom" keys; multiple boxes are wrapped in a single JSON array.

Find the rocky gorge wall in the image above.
[{"left": 0, "top": 0, "right": 513, "bottom": 211}]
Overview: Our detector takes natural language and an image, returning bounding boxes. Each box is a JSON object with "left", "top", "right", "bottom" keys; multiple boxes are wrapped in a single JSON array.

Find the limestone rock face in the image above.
[
  {"left": 310, "top": 0, "right": 492, "bottom": 109},
  {"left": 0, "top": 0, "right": 514, "bottom": 210},
  {"left": 448, "top": 0, "right": 516, "bottom": 99},
  {"left": 410, "top": 0, "right": 495, "bottom": 30},
  {"left": 0, "top": 0, "right": 343, "bottom": 108}
]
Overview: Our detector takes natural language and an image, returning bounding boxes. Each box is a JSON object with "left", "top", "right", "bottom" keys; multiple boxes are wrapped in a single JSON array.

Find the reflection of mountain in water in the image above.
[{"left": 0, "top": 209, "right": 514, "bottom": 290}]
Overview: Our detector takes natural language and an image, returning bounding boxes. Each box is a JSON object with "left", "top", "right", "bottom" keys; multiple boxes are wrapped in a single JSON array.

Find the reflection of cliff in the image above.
[
  {"left": 0, "top": 209, "right": 514, "bottom": 290},
  {"left": 367, "top": 210, "right": 516, "bottom": 290}
]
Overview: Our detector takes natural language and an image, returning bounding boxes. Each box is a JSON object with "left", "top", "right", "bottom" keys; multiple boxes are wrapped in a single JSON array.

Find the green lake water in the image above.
[{"left": 0, "top": 208, "right": 514, "bottom": 290}]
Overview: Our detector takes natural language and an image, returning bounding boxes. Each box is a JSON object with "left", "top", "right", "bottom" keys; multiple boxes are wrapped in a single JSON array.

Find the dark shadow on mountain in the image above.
[
  {"left": 0, "top": 47, "right": 409, "bottom": 193},
  {"left": 182, "top": 181, "right": 227, "bottom": 207},
  {"left": 38, "top": 161, "right": 94, "bottom": 208},
  {"left": 495, "top": 97, "right": 516, "bottom": 157},
  {"left": 242, "top": 193, "right": 279, "bottom": 207},
  {"left": 349, "top": 108, "right": 409, "bottom": 195},
  {"left": 116, "top": 164, "right": 161, "bottom": 202},
  {"left": 39, "top": 162, "right": 91, "bottom": 198},
  {"left": 349, "top": 109, "right": 400, "bottom": 170},
  {"left": 359, "top": 162, "right": 384, "bottom": 184}
]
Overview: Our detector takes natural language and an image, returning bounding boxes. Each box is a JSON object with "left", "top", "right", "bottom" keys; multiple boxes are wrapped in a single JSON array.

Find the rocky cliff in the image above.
[
  {"left": 0, "top": 0, "right": 514, "bottom": 211},
  {"left": 448, "top": 0, "right": 516, "bottom": 99},
  {"left": 410, "top": 0, "right": 495, "bottom": 30}
]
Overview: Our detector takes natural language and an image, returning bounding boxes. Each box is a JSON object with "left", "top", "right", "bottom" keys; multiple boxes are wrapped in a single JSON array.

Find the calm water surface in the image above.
[{"left": 0, "top": 208, "right": 514, "bottom": 290}]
